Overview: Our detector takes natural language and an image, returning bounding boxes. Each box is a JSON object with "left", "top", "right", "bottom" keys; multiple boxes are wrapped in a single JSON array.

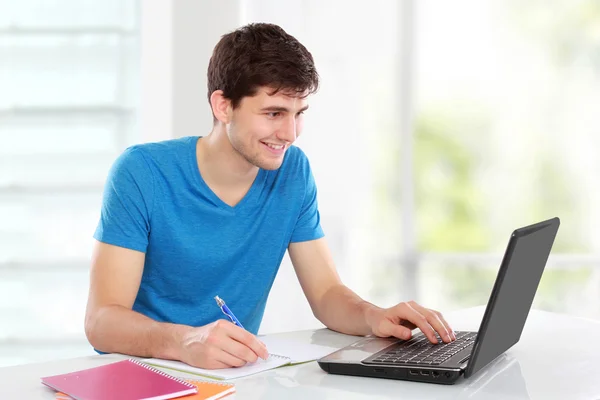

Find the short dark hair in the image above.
[{"left": 207, "top": 23, "right": 319, "bottom": 110}]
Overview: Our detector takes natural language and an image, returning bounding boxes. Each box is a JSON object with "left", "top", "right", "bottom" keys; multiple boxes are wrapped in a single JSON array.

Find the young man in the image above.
[{"left": 84, "top": 23, "right": 456, "bottom": 370}]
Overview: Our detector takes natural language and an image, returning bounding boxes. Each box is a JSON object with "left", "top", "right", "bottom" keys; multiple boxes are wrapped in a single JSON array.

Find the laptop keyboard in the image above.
[{"left": 365, "top": 331, "right": 477, "bottom": 365}]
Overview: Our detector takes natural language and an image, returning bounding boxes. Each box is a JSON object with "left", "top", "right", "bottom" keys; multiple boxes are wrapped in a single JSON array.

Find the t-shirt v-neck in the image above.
[
  {"left": 93, "top": 135, "right": 324, "bottom": 335},
  {"left": 188, "top": 136, "right": 267, "bottom": 213}
]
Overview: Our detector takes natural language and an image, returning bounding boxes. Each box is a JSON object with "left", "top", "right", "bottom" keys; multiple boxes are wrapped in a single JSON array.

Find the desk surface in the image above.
[{"left": 1, "top": 306, "right": 599, "bottom": 400}]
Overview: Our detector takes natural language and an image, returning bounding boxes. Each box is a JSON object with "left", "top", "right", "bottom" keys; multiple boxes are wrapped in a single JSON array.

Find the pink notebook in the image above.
[{"left": 41, "top": 359, "right": 197, "bottom": 400}]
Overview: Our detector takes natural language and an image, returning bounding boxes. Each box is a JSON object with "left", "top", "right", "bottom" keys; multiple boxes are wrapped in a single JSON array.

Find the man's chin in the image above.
[
  {"left": 243, "top": 149, "right": 286, "bottom": 170},
  {"left": 257, "top": 160, "right": 283, "bottom": 170}
]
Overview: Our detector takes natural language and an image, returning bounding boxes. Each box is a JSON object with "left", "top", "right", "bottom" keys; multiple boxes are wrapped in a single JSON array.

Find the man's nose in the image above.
[{"left": 277, "top": 116, "right": 297, "bottom": 143}]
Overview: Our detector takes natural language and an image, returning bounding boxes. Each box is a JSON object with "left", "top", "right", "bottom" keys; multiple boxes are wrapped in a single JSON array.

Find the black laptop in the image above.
[{"left": 318, "top": 217, "right": 560, "bottom": 384}]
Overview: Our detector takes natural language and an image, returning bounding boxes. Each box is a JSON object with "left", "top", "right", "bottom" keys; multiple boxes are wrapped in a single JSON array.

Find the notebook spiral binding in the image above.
[
  {"left": 186, "top": 379, "right": 235, "bottom": 386},
  {"left": 268, "top": 353, "right": 288, "bottom": 360},
  {"left": 127, "top": 359, "right": 196, "bottom": 389}
]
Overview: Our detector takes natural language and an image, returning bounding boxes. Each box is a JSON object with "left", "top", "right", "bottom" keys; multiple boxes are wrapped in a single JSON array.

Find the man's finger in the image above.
[
  {"left": 409, "top": 302, "right": 452, "bottom": 343},
  {"left": 220, "top": 336, "right": 260, "bottom": 363},
  {"left": 197, "top": 359, "right": 231, "bottom": 370},
  {"left": 379, "top": 319, "right": 412, "bottom": 340},
  {"left": 214, "top": 348, "right": 248, "bottom": 368},
  {"left": 401, "top": 303, "right": 439, "bottom": 344},
  {"left": 434, "top": 311, "right": 456, "bottom": 340},
  {"left": 224, "top": 322, "right": 270, "bottom": 360},
  {"left": 210, "top": 360, "right": 231, "bottom": 369}
]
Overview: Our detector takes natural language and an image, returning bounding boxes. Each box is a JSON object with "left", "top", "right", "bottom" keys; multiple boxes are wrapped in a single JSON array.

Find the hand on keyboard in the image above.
[{"left": 365, "top": 300, "right": 457, "bottom": 344}]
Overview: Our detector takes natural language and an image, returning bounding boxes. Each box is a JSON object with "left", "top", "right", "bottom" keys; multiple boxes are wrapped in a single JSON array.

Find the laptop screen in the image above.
[{"left": 464, "top": 217, "right": 560, "bottom": 378}]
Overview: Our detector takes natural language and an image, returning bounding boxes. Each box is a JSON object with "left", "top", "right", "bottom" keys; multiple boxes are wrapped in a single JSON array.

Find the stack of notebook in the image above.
[{"left": 41, "top": 359, "right": 235, "bottom": 400}]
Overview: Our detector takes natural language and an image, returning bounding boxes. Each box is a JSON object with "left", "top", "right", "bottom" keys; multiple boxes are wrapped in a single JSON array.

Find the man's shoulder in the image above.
[
  {"left": 265, "top": 145, "right": 313, "bottom": 191},
  {"left": 123, "top": 136, "right": 196, "bottom": 161},
  {"left": 281, "top": 144, "right": 310, "bottom": 170},
  {"left": 108, "top": 136, "right": 196, "bottom": 181}
]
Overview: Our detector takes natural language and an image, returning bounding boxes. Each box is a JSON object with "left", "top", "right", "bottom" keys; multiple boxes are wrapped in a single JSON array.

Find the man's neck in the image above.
[{"left": 196, "top": 127, "right": 259, "bottom": 190}]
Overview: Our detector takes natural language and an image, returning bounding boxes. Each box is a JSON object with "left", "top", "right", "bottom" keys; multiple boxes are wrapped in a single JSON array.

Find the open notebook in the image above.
[{"left": 144, "top": 336, "right": 339, "bottom": 380}]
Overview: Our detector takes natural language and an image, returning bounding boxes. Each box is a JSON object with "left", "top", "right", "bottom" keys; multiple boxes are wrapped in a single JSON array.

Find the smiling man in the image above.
[{"left": 84, "top": 23, "right": 456, "bottom": 370}]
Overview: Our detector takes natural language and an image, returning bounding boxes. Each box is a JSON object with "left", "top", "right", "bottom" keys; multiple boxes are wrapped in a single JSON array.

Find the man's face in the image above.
[{"left": 226, "top": 87, "right": 309, "bottom": 170}]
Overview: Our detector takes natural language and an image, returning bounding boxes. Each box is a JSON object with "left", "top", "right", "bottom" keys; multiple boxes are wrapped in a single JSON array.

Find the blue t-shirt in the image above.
[{"left": 93, "top": 136, "right": 324, "bottom": 334}]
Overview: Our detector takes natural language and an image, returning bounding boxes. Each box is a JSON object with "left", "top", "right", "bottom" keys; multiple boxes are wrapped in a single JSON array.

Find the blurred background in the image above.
[{"left": 1, "top": 0, "right": 599, "bottom": 367}]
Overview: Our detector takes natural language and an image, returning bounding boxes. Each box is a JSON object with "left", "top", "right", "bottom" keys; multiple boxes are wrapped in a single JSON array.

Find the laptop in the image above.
[{"left": 318, "top": 217, "right": 560, "bottom": 384}]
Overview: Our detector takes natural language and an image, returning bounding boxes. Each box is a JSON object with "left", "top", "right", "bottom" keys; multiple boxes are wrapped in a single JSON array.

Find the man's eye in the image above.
[{"left": 267, "top": 112, "right": 280, "bottom": 118}]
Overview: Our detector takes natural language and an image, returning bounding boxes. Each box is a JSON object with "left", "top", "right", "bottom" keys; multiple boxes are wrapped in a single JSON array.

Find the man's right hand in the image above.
[{"left": 177, "top": 319, "right": 270, "bottom": 369}]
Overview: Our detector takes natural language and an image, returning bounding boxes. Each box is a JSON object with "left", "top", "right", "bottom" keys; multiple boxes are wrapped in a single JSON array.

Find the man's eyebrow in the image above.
[{"left": 260, "top": 105, "right": 310, "bottom": 113}]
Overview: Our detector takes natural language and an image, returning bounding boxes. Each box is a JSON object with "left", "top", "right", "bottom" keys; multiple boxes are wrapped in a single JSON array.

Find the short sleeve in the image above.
[
  {"left": 93, "top": 147, "right": 154, "bottom": 252},
  {"left": 289, "top": 151, "right": 325, "bottom": 243}
]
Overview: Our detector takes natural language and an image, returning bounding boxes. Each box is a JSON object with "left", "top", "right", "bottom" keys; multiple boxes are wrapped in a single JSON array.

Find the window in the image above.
[
  {"left": 247, "top": 0, "right": 600, "bottom": 333},
  {"left": 0, "top": 0, "right": 139, "bottom": 367},
  {"left": 407, "top": 0, "right": 600, "bottom": 316}
]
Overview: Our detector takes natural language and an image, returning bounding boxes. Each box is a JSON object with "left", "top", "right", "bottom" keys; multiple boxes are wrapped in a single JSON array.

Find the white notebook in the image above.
[
  {"left": 258, "top": 336, "right": 339, "bottom": 365},
  {"left": 143, "top": 337, "right": 339, "bottom": 380}
]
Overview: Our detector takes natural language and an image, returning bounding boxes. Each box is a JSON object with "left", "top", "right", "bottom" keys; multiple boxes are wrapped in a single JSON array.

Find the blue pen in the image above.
[{"left": 214, "top": 295, "right": 245, "bottom": 329}]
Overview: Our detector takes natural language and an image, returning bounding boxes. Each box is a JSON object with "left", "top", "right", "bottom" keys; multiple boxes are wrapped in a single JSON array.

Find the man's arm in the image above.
[
  {"left": 84, "top": 241, "right": 268, "bottom": 367},
  {"left": 84, "top": 241, "right": 189, "bottom": 359},
  {"left": 288, "top": 238, "right": 456, "bottom": 344},
  {"left": 287, "top": 238, "right": 373, "bottom": 336}
]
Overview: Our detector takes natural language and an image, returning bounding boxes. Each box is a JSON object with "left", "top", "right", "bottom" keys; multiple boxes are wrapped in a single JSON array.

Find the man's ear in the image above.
[{"left": 210, "top": 90, "right": 232, "bottom": 124}]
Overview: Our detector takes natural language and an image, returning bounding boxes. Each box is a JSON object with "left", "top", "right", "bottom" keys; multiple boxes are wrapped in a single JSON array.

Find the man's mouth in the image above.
[{"left": 261, "top": 142, "right": 285, "bottom": 150}]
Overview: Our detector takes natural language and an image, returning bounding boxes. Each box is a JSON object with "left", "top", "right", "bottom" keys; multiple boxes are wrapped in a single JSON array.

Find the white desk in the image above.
[{"left": 1, "top": 306, "right": 599, "bottom": 400}]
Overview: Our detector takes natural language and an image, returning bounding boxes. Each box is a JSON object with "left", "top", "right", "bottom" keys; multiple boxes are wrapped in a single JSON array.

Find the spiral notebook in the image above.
[
  {"left": 55, "top": 378, "right": 235, "bottom": 400},
  {"left": 144, "top": 336, "right": 339, "bottom": 380},
  {"left": 41, "top": 359, "right": 197, "bottom": 400},
  {"left": 144, "top": 353, "right": 290, "bottom": 380}
]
